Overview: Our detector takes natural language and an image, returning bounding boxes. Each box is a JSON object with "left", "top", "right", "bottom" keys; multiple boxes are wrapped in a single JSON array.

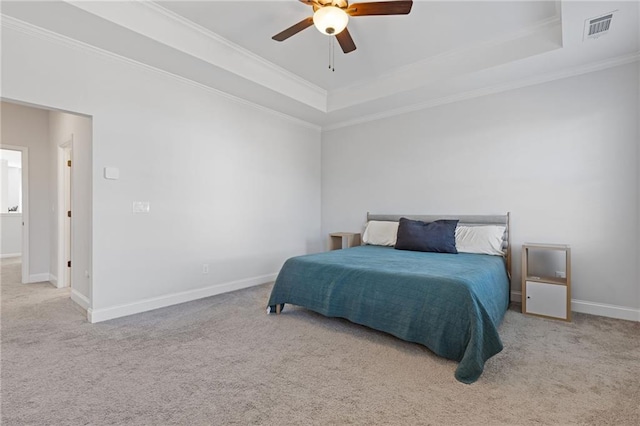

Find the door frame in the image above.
[
  {"left": 0, "top": 144, "right": 29, "bottom": 283},
  {"left": 57, "top": 135, "right": 73, "bottom": 289}
]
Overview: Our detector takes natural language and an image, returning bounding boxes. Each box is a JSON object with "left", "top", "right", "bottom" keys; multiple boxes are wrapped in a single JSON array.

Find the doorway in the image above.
[
  {"left": 1, "top": 99, "right": 92, "bottom": 313},
  {"left": 0, "top": 145, "right": 29, "bottom": 283},
  {"left": 57, "top": 137, "right": 72, "bottom": 289}
]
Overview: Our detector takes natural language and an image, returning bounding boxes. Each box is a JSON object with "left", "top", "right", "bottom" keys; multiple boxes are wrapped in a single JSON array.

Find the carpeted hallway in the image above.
[{"left": 1, "top": 257, "right": 639, "bottom": 425}]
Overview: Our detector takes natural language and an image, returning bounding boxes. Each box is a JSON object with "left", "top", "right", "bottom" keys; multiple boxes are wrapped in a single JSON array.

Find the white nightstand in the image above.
[
  {"left": 522, "top": 243, "right": 571, "bottom": 321},
  {"left": 329, "top": 232, "right": 361, "bottom": 250}
]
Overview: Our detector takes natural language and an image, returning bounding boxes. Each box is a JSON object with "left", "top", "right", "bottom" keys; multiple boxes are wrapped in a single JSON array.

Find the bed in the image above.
[{"left": 267, "top": 214, "right": 511, "bottom": 384}]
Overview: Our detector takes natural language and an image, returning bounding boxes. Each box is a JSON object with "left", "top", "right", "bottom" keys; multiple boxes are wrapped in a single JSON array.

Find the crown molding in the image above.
[
  {"left": 65, "top": 0, "right": 328, "bottom": 112},
  {"left": 333, "top": 13, "right": 563, "bottom": 98},
  {"left": 328, "top": 13, "right": 563, "bottom": 112},
  {"left": 66, "top": 1, "right": 566, "bottom": 116},
  {"left": 1, "top": 15, "right": 322, "bottom": 132},
  {"left": 142, "top": 1, "right": 327, "bottom": 100},
  {"left": 323, "top": 52, "right": 640, "bottom": 132},
  {"left": 5, "top": 5, "right": 635, "bottom": 135}
]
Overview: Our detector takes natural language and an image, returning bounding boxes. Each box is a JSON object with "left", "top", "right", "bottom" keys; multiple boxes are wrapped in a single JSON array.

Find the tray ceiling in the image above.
[
  {"left": 159, "top": 1, "right": 560, "bottom": 91},
  {"left": 1, "top": 1, "right": 638, "bottom": 129}
]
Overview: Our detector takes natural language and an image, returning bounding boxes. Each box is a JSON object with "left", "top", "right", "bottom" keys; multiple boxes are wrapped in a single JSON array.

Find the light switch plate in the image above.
[
  {"left": 104, "top": 167, "right": 119, "bottom": 180},
  {"left": 132, "top": 201, "right": 150, "bottom": 214}
]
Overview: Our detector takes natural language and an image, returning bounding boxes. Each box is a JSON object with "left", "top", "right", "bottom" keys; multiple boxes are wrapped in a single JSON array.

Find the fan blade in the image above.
[
  {"left": 298, "top": 0, "right": 316, "bottom": 5},
  {"left": 272, "top": 17, "right": 314, "bottom": 41},
  {"left": 347, "top": 1, "right": 413, "bottom": 16},
  {"left": 336, "top": 28, "right": 356, "bottom": 53}
]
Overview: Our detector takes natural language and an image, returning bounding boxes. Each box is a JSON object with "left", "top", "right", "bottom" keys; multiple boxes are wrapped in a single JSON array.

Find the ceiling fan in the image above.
[{"left": 272, "top": 0, "right": 413, "bottom": 54}]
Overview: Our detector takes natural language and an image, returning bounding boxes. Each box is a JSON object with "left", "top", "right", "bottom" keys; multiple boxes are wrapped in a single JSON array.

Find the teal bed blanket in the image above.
[{"left": 267, "top": 245, "right": 509, "bottom": 384}]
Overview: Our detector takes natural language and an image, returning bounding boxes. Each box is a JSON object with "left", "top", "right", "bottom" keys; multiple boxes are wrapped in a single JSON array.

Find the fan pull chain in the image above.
[
  {"left": 332, "top": 37, "right": 335, "bottom": 72},
  {"left": 328, "top": 37, "right": 335, "bottom": 72}
]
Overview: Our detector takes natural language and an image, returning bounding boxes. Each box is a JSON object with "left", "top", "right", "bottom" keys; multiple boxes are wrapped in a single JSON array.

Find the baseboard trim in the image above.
[
  {"left": 571, "top": 299, "right": 640, "bottom": 322},
  {"left": 87, "top": 273, "right": 277, "bottom": 323},
  {"left": 510, "top": 291, "right": 639, "bottom": 322},
  {"left": 28, "top": 273, "right": 51, "bottom": 283},
  {"left": 49, "top": 274, "right": 59, "bottom": 287},
  {"left": 0, "top": 253, "right": 21, "bottom": 259},
  {"left": 71, "top": 289, "right": 90, "bottom": 310}
]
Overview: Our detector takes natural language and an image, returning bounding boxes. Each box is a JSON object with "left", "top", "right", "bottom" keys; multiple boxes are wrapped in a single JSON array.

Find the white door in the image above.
[
  {"left": 525, "top": 281, "right": 567, "bottom": 319},
  {"left": 57, "top": 138, "right": 73, "bottom": 289},
  {"left": 63, "top": 146, "right": 72, "bottom": 287}
]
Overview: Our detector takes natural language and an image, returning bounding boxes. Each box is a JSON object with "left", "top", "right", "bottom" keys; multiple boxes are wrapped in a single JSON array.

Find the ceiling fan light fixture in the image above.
[{"left": 313, "top": 6, "right": 349, "bottom": 36}]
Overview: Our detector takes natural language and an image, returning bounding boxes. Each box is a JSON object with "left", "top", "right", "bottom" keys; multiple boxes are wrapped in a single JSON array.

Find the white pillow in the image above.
[
  {"left": 362, "top": 221, "right": 399, "bottom": 246},
  {"left": 455, "top": 225, "right": 506, "bottom": 256}
]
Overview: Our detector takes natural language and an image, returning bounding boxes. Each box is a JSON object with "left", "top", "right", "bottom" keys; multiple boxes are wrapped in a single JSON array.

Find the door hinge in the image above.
[
  {"left": 67, "top": 160, "right": 71, "bottom": 167},
  {"left": 67, "top": 210, "right": 71, "bottom": 218},
  {"left": 67, "top": 261, "right": 71, "bottom": 268}
]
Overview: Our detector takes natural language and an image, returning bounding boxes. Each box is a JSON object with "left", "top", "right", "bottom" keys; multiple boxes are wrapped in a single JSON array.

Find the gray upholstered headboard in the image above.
[{"left": 366, "top": 212, "right": 512, "bottom": 281}]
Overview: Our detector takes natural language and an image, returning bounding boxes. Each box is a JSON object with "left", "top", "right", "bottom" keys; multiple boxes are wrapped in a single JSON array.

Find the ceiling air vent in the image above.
[{"left": 584, "top": 12, "right": 614, "bottom": 40}]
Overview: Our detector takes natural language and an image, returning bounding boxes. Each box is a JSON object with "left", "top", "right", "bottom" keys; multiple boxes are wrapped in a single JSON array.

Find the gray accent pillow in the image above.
[{"left": 395, "top": 218, "right": 459, "bottom": 254}]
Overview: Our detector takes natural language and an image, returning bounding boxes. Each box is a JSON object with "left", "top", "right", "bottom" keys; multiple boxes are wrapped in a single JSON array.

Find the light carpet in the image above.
[{"left": 1, "top": 257, "right": 639, "bottom": 425}]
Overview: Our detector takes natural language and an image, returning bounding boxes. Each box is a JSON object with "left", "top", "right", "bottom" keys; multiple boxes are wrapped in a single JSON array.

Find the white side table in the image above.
[{"left": 522, "top": 243, "right": 571, "bottom": 321}]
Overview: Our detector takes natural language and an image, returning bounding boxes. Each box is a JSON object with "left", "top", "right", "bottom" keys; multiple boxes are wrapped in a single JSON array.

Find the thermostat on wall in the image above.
[{"left": 104, "top": 167, "right": 119, "bottom": 180}]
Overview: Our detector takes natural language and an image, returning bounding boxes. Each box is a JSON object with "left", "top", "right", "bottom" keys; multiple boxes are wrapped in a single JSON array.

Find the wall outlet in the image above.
[
  {"left": 555, "top": 271, "right": 566, "bottom": 279},
  {"left": 202, "top": 264, "right": 209, "bottom": 274}
]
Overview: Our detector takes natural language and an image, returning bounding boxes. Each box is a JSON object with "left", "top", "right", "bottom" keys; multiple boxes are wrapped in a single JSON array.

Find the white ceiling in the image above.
[
  {"left": 2, "top": 1, "right": 639, "bottom": 129},
  {"left": 159, "top": 1, "right": 560, "bottom": 90}
]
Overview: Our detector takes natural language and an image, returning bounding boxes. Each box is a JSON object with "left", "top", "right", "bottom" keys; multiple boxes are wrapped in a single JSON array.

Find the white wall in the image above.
[
  {"left": 2, "top": 24, "right": 322, "bottom": 320},
  {"left": 7, "top": 166, "right": 21, "bottom": 210},
  {"left": 0, "top": 102, "right": 51, "bottom": 278},
  {"left": 1, "top": 214, "right": 22, "bottom": 257},
  {"left": 637, "top": 4, "right": 640, "bottom": 319},
  {"left": 0, "top": 158, "right": 22, "bottom": 212},
  {"left": 0, "top": 158, "right": 23, "bottom": 257},
  {"left": 49, "top": 110, "right": 92, "bottom": 303},
  {"left": 0, "top": 159, "right": 7, "bottom": 212},
  {"left": 637, "top": 14, "right": 640, "bottom": 316},
  {"left": 322, "top": 63, "right": 639, "bottom": 317}
]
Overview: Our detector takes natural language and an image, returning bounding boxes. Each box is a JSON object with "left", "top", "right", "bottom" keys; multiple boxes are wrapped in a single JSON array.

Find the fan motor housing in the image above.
[{"left": 314, "top": 0, "right": 348, "bottom": 12}]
